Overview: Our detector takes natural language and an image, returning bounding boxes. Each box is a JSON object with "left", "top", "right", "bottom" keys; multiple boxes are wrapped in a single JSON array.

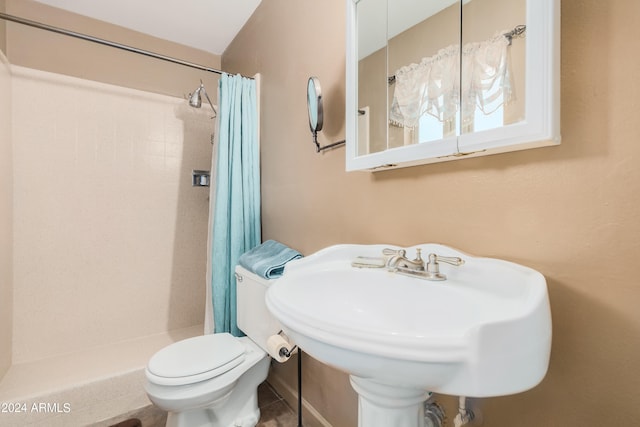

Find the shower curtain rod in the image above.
[{"left": 0, "top": 12, "right": 254, "bottom": 80}]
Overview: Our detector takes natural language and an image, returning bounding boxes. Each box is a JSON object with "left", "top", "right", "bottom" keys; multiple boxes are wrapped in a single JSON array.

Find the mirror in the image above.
[
  {"left": 345, "top": 0, "right": 560, "bottom": 171},
  {"left": 459, "top": 0, "right": 525, "bottom": 136},
  {"left": 307, "top": 76, "right": 323, "bottom": 133},
  {"left": 387, "top": 0, "right": 461, "bottom": 152},
  {"left": 307, "top": 76, "right": 346, "bottom": 152}
]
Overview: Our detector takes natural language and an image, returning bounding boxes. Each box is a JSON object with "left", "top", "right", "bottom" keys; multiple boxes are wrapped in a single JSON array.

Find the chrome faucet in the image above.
[
  {"left": 383, "top": 248, "right": 464, "bottom": 281},
  {"left": 383, "top": 248, "right": 425, "bottom": 271}
]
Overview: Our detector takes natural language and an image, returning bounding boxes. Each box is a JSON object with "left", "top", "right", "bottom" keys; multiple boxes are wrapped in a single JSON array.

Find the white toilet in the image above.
[{"left": 144, "top": 266, "right": 286, "bottom": 427}]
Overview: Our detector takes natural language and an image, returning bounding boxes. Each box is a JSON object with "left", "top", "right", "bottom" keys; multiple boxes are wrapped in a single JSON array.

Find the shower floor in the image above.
[{"left": 0, "top": 325, "right": 202, "bottom": 427}]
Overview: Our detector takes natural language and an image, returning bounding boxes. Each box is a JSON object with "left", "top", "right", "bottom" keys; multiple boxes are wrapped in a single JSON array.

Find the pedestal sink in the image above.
[{"left": 265, "top": 244, "right": 552, "bottom": 427}]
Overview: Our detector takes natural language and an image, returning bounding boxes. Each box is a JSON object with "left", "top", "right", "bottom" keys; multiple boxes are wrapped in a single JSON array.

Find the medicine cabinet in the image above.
[{"left": 345, "top": 0, "right": 560, "bottom": 171}]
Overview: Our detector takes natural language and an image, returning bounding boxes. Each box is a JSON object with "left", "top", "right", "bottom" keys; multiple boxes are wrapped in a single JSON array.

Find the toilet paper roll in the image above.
[{"left": 267, "top": 334, "right": 295, "bottom": 363}]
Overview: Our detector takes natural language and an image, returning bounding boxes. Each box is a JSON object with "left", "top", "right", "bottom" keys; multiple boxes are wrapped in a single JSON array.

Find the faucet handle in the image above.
[
  {"left": 428, "top": 253, "right": 464, "bottom": 267},
  {"left": 424, "top": 253, "right": 465, "bottom": 280}
]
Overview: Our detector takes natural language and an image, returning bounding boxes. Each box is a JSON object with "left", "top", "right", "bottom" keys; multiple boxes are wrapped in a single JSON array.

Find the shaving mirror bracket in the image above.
[
  {"left": 345, "top": 0, "right": 561, "bottom": 171},
  {"left": 307, "top": 76, "right": 346, "bottom": 152}
]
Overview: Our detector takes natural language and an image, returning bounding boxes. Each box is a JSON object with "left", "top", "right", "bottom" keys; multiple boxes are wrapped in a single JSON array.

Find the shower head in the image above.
[
  {"left": 188, "top": 86, "right": 203, "bottom": 108},
  {"left": 188, "top": 82, "right": 217, "bottom": 117}
]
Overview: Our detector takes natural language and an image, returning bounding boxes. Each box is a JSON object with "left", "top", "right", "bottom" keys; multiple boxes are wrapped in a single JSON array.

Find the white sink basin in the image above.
[{"left": 266, "top": 244, "right": 552, "bottom": 427}]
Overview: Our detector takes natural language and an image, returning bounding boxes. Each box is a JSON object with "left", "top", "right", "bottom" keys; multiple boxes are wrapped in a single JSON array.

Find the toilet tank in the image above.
[{"left": 235, "top": 265, "right": 283, "bottom": 353}]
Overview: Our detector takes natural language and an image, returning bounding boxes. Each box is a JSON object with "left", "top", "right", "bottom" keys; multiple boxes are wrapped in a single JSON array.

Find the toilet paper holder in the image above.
[{"left": 274, "top": 330, "right": 298, "bottom": 359}]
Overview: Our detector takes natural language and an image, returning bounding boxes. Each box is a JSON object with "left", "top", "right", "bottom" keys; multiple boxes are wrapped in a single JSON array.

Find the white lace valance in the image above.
[{"left": 389, "top": 31, "right": 514, "bottom": 129}]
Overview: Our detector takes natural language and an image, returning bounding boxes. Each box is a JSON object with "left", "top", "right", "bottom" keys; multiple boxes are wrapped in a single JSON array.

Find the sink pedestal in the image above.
[{"left": 350, "top": 376, "right": 428, "bottom": 427}]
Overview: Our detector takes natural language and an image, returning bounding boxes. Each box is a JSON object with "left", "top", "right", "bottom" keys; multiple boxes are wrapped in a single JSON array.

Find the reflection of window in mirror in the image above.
[
  {"left": 418, "top": 96, "right": 503, "bottom": 143},
  {"left": 472, "top": 97, "right": 504, "bottom": 133},
  {"left": 418, "top": 114, "right": 443, "bottom": 143}
]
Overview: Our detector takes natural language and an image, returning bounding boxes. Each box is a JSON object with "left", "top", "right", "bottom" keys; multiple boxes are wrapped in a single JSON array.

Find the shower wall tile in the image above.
[
  {"left": 11, "top": 66, "right": 214, "bottom": 363},
  {"left": 0, "top": 49, "right": 13, "bottom": 380}
]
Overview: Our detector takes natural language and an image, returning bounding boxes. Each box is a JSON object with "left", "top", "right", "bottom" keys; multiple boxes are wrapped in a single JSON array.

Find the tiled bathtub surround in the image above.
[
  {"left": 0, "top": 47, "right": 13, "bottom": 381},
  {"left": 11, "top": 66, "right": 212, "bottom": 363},
  {"left": 1, "top": 66, "right": 214, "bottom": 423}
]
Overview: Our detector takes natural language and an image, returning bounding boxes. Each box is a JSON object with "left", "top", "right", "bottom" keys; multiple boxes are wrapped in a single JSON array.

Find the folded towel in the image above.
[{"left": 238, "top": 240, "right": 303, "bottom": 279}]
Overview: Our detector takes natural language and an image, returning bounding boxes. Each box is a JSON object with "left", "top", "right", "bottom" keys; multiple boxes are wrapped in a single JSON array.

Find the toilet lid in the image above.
[{"left": 147, "top": 333, "right": 246, "bottom": 386}]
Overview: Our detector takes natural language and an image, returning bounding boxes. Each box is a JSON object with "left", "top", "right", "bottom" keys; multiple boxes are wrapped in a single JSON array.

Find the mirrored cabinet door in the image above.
[
  {"left": 457, "top": 0, "right": 560, "bottom": 155},
  {"left": 348, "top": 0, "right": 462, "bottom": 170},
  {"left": 356, "top": 0, "right": 389, "bottom": 156},
  {"left": 345, "top": 0, "right": 560, "bottom": 172},
  {"left": 387, "top": 1, "right": 461, "bottom": 149},
  {"left": 459, "top": 0, "right": 526, "bottom": 138}
]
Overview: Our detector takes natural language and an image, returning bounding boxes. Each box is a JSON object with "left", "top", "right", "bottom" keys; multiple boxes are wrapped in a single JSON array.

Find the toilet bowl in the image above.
[{"left": 144, "top": 266, "right": 286, "bottom": 427}]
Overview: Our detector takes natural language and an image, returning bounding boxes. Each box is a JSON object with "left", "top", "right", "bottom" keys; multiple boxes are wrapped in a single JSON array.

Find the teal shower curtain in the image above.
[{"left": 211, "top": 73, "right": 260, "bottom": 336}]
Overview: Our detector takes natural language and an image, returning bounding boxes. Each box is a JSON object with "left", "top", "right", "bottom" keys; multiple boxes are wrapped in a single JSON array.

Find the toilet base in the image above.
[
  {"left": 166, "top": 393, "right": 260, "bottom": 427},
  {"left": 147, "top": 338, "right": 271, "bottom": 427}
]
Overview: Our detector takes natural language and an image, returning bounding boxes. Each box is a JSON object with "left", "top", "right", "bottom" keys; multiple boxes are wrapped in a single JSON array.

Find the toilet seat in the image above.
[{"left": 146, "top": 333, "right": 246, "bottom": 386}]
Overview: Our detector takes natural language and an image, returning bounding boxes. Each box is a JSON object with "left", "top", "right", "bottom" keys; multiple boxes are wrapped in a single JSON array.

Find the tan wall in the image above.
[
  {"left": 224, "top": 0, "right": 640, "bottom": 426},
  {"left": 0, "top": 42, "right": 13, "bottom": 380},
  {"left": 223, "top": 3, "right": 358, "bottom": 425},
  {"left": 4, "top": 0, "right": 221, "bottom": 99}
]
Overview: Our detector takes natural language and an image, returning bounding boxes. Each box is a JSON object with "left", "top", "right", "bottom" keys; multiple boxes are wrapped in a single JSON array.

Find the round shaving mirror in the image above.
[{"left": 307, "top": 76, "right": 323, "bottom": 133}]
